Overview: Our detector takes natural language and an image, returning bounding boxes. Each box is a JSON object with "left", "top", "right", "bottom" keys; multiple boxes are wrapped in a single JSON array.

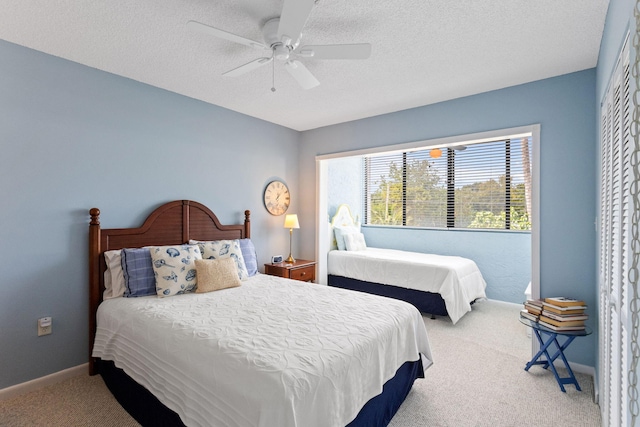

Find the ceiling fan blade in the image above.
[
  {"left": 223, "top": 57, "right": 273, "bottom": 77},
  {"left": 284, "top": 60, "right": 319, "bottom": 90},
  {"left": 298, "top": 43, "right": 372, "bottom": 60},
  {"left": 187, "top": 20, "right": 268, "bottom": 51},
  {"left": 277, "top": 0, "right": 315, "bottom": 44}
]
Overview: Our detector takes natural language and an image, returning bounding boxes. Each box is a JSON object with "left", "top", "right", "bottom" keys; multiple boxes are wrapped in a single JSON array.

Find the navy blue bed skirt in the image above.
[
  {"left": 328, "top": 274, "right": 449, "bottom": 317},
  {"left": 99, "top": 357, "right": 424, "bottom": 427},
  {"left": 346, "top": 358, "right": 424, "bottom": 426}
]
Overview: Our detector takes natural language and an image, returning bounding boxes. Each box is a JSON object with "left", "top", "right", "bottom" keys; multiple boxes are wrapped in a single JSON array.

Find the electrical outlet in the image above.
[{"left": 37, "top": 317, "right": 52, "bottom": 336}]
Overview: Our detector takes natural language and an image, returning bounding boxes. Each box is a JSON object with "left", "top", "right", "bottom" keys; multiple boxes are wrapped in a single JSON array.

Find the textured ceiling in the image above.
[{"left": 1, "top": 0, "right": 609, "bottom": 131}]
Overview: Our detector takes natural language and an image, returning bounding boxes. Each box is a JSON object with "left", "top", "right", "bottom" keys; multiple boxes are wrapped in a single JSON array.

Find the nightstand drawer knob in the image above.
[{"left": 301, "top": 272, "right": 306, "bottom": 276}]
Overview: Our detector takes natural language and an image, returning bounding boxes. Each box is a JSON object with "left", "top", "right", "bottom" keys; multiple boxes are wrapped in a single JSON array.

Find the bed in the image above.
[
  {"left": 89, "top": 200, "right": 433, "bottom": 427},
  {"left": 328, "top": 204, "right": 487, "bottom": 324}
]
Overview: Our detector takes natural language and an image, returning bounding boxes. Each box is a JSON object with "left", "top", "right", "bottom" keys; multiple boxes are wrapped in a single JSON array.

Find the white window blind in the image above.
[
  {"left": 364, "top": 138, "right": 532, "bottom": 230},
  {"left": 404, "top": 150, "right": 447, "bottom": 227}
]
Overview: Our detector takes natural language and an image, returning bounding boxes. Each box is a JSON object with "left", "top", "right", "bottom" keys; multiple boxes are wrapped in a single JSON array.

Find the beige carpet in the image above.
[
  {"left": 389, "top": 299, "right": 601, "bottom": 427},
  {"left": 0, "top": 300, "right": 601, "bottom": 426},
  {"left": 0, "top": 374, "right": 138, "bottom": 427}
]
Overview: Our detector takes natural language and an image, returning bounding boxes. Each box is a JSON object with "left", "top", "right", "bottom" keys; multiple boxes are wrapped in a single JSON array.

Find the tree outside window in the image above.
[{"left": 364, "top": 137, "right": 532, "bottom": 231}]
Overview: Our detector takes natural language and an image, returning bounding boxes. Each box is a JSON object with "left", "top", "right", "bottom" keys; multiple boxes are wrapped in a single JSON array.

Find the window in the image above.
[{"left": 364, "top": 137, "right": 532, "bottom": 230}]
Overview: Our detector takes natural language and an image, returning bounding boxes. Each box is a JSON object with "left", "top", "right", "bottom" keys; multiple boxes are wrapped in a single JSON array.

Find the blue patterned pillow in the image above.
[
  {"left": 239, "top": 239, "right": 258, "bottom": 277},
  {"left": 150, "top": 245, "right": 202, "bottom": 297},
  {"left": 190, "top": 239, "right": 249, "bottom": 280},
  {"left": 121, "top": 248, "right": 156, "bottom": 297}
]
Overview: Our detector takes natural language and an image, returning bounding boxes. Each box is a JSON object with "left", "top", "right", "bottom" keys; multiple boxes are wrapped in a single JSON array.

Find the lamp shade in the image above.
[{"left": 283, "top": 214, "right": 300, "bottom": 229}]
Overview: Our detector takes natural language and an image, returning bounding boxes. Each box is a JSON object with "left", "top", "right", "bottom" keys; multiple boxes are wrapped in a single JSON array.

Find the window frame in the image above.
[{"left": 363, "top": 136, "right": 532, "bottom": 232}]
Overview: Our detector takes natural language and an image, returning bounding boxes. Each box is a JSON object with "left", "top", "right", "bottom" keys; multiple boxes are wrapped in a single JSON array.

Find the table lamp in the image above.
[{"left": 283, "top": 214, "right": 299, "bottom": 263}]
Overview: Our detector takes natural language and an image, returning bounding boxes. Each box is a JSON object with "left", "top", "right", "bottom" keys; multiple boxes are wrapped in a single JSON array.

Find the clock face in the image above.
[{"left": 264, "top": 180, "right": 290, "bottom": 216}]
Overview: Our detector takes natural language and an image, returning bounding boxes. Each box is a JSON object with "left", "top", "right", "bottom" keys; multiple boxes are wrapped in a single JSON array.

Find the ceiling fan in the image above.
[{"left": 187, "top": 0, "right": 371, "bottom": 90}]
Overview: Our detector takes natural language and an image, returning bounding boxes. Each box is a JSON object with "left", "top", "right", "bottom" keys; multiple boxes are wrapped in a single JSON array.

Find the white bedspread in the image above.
[
  {"left": 328, "top": 248, "right": 487, "bottom": 324},
  {"left": 93, "top": 274, "right": 432, "bottom": 427}
]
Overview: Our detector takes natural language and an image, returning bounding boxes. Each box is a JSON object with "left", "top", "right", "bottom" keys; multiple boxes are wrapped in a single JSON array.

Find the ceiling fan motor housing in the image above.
[{"left": 263, "top": 18, "right": 298, "bottom": 57}]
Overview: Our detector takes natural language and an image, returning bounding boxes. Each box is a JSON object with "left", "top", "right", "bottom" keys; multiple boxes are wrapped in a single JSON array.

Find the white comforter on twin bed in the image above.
[
  {"left": 93, "top": 273, "right": 433, "bottom": 427},
  {"left": 328, "top": 248, "right": 487, "bottom": 324}
]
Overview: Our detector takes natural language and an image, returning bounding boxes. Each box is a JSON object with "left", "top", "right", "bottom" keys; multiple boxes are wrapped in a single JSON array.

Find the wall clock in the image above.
[{"left": 264, "top": 180, "right": 290, "bottom": 216}]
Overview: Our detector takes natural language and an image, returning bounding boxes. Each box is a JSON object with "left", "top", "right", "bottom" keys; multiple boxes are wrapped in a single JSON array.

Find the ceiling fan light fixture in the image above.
[{"left": 273, "top": 44, "right": 290, "bottom": 61}]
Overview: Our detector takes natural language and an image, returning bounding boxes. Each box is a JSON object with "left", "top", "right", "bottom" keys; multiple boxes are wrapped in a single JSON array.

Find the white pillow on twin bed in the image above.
[
  {"left": 334, "top": 225, "right": 360, "bottom": 251},
  {"left": 344, "top": 232, "right": 367, "bottom": 251},
  {"left": 150, "top": 245, "right": 202, "bottom": 297},
  {"left": 103, "top": 250, "right": 126, "bottom": 300},
  {"left": 189, "top": 239, "right": 249, "bottom": 280}
]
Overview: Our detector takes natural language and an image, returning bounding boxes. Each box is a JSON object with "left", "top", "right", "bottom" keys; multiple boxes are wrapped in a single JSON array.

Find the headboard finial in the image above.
[
  {"left": 244, "top": 210, "right": 251, "bottom": 238},
  {"left": 90, "top": 208, "right": 100, "bottom": 225}
]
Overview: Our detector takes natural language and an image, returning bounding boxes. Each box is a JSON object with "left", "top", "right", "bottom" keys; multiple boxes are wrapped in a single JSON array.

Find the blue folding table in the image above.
[{"left": 519, "top": 317, "right": 592, "bottom": 392}]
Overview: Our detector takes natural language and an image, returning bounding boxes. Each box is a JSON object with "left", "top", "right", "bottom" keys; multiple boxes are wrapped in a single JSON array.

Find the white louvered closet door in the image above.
[{"left": 599, "top": 37, "right": 632, "bottom": 427}]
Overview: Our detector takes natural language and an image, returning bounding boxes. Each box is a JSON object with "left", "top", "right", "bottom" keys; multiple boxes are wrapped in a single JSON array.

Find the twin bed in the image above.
[
  {"left": 327, "top": 205, "right": 487, "bottom": 325},
  {"left": 89, "top": 200, "right": 433, "bottom": 427}
]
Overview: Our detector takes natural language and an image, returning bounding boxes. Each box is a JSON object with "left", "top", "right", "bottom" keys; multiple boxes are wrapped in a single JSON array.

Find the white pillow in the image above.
[
  {"left": 103, "top": 250, "right": 126, "bottom": 300},
  {"left": 344, "top": 232, "right": 367, "bottom": 251},
  {"left": 334, "top": 226, "right": 360, "bottom": 251},
  {"left": 189, "top": 239, "right": 249, "bottom": 280},
  {"left": 150, "top": 245, "right": 202, "bottom": 297}
]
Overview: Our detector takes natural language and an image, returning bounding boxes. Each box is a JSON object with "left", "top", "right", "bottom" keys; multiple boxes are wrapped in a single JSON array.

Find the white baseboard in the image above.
[{"left": 0, "top": 363, "right": 88, "bottom": 401}]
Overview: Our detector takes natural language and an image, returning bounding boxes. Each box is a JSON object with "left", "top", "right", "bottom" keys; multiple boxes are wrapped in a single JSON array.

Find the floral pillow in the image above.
[
  {"left": 189, "top": 239, "right": 249, "bottom": 280},
  {"left": 149, "top": 244, "right": 202, "bottom": 297}
]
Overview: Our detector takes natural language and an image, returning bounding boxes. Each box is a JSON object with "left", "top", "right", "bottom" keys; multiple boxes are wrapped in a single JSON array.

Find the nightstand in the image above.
[{"left": 264, "top": 259, "right": 316, "bottom": 282}]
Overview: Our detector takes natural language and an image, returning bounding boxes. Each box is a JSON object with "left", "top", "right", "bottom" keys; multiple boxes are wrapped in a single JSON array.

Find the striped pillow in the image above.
[{"left": 239, "top": 239, "right": 258, "bottom": 277}]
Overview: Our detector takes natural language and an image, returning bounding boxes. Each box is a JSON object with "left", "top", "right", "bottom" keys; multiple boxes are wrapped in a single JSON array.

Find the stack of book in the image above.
[
  {"left": 537, "top": 297, "right": 588, "bottom": 331},
  {"left": 520, "top": 299, "right": 543, "bottom": 322}
]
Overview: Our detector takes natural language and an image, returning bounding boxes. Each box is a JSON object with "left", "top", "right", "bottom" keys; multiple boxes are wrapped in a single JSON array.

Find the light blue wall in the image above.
[
  {"left": 327, "top": 157, "right": 363, "bottom": 220},
  {"left": 300, "top": 69, "right": 597, "bottom": 367},
  {"left": 1, "top": 13, "right": 611, "bottom": 386},
  {"left": 596, "top": 0, "right": 634, "bottom": 103},
  {"left": 0, "top": 40, "right": 300, "bottom": 389}
]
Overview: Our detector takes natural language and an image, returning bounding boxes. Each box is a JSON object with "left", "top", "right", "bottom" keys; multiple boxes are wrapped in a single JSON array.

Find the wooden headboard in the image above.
[{"left": 88, "top": 200, "right": 251, "bottom": 375}]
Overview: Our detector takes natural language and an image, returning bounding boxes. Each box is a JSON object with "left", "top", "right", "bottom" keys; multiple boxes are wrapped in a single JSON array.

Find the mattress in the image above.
[
  {"left": 92, "top": 273, "right": 433, "bottom": 427},
  {"left": 328, "top": 248, "right": 487, "bottom": 324}
]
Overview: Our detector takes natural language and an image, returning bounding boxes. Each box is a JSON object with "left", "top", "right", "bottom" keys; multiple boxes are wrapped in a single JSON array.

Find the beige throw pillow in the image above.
[{"left": 195, "top": 258, "right": 242, "bottom": 293}]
